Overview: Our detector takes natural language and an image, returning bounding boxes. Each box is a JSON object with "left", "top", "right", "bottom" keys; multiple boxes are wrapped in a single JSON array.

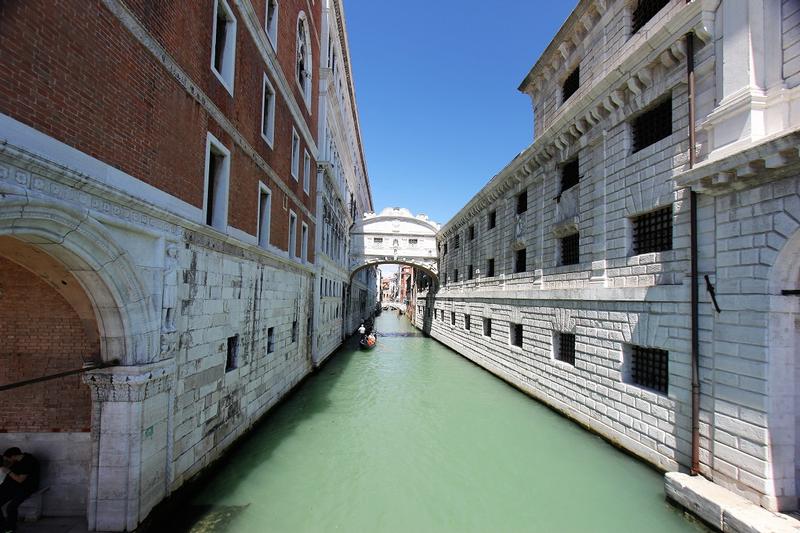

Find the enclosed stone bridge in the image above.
[{"left": 349, "top": 207, "right": 440, "bottom": 282}]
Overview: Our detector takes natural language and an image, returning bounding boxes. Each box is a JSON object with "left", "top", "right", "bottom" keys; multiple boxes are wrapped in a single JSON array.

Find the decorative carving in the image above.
[
  {"left": 84, "top": 361, "right": 175, "bottom": 402},
  {"left": 552, "top": 308, "right": 576, "bottom": 333}
]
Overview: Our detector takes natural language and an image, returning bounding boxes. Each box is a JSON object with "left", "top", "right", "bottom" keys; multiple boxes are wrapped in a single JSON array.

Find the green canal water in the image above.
[{"left": 173, "top": 313, "right": 705, "bottom": 533}]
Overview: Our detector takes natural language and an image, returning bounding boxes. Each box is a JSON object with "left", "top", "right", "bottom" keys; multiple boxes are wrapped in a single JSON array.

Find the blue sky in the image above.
[{"left": 345, "top": 1, "right": 576, "bottom": 226}]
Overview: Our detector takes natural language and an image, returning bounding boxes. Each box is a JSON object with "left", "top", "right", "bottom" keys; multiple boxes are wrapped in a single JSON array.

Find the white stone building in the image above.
[{"left": 419, "top": 0, "right": 800, "bottom": 513}]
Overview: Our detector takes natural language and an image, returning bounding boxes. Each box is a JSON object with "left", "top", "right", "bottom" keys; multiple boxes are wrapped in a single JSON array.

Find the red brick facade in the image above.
[
  {"left": 0, "top": 258, "right": 94, "bottom": 432},
  {"left": 0, "top": 0, "right": 318, "bottom": 260}
]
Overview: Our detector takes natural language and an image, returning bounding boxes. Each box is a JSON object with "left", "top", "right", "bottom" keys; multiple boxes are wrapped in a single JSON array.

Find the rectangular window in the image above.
[
  {"left": 464, "top": 314, "right": 471, "bottom": 330},
  {"left": 467, "top": 264, "right": 473, "bottom": 280},
  {"left": 632, "top": 0, "right": 670, "bottom": 34},
  {"left": 488, "top": 210, "right": 496, "bottom": 230},
  {"left": 265, "top": 0, "right": 278, "bottom": 48},
  {"left": 257, "top": 185, "right": 271, "bottom": 248},
  {"left": 303, "top": 150, "right": 311, "bottom": 194},
  {"left": 516, "top": 190, "right": 528, "bottom": 215},
  {"left": 468, "top": 225, "right": 475, "bottom": 241},
  {"left": 632, "top": 205, "right": 672, "bottom": 255},
  {"left": 261, "top": 75, "right": 276, "bottom": 146},
  {"left": 454, "top": 234, "right": 460, "bottom": 249},
  {"left": 211, "top": 0, "right": 237, "bottom": 94},
  {"left": 561, "top": 158, "right": 580, "bottom": 193},
  {"left": 510, "top": 323, "right": 523, "bottom": 348},
  {"left": 450, "top": 311, "right": 456, "bottom": 326},
  {"left": 291, "top": 129, "right": 300, "bottom": 179},
  {"left": 556, "top": 332, "right": 576, "bottom": 365},
  {"left": 632, "top": 97, "right": 672, "bottom": 152},
  {"left": 561, "top": 233, "right": 580, "bottom": 266},
  {"left": 408, "top": 238, "right": 418, "bottom": 246},
  {"left": 288, "top": 211, "right": 298, "bottom": 258},
  {"left": 443, "top": 243, "right": 448, "bottom": 255},
  {"left": 453, "top": 269, "right": 459, "bottom": 282},
  {"left": 204, "top": 133, "right": 230, "bottom": 231},
  {"left": 562, "top": 66, "right": 580, "bottom": 102},
  {"left": 514, "top": 249, "right": 527, "bottom": 274},
  {"left": 301, "top": 222, "right": 309, "bottom": 262},
  {"left": 630, "top": 345, "right": 668, "bottom": 394},
  {"left": 291, "top": 320, "right": 298, "bottom": 343},
  {"left": 374, "top": 237, "right": 383, "bottom": 244},
  {"left": 226, "top": 334, "right": 239, "bottom": 371},
  {"left": 483, "top": 317, "right": 492, "bottom": 337},
  {"left": 267, "top": 327, "right": 275, "bottom": 353},
  {"left": 487, "top": 258, "right": 495, "bottom": 277},
  {"left": 443, "top": 273, "right": 447, "bottom": 285}
]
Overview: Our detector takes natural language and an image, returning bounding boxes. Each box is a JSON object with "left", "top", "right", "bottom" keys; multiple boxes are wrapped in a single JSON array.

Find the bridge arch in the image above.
[{"left": 349, "top": 259, "right": 439, "bottom": 289}]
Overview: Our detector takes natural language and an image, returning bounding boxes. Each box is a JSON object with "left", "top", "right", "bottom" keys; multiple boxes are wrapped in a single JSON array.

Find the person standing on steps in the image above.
[{"left": 0, "top": 447, "right": 39, "bottom": 533}]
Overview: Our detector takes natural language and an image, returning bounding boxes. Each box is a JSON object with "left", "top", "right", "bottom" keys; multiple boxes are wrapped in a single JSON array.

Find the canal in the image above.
[{"left": 171, "top": 312, "right": 705, "bottom": 532}]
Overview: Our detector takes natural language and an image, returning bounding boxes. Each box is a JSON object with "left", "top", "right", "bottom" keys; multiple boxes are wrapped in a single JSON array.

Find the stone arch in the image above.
[
  {"left": 0, "top": 197, "right": 158, "bottom": 365},
  {"left": 767, "top": 227, "right": 800, "bottom": 511},
  {"left": 350, "top": 259, "right": 440, "bottom": 290}
]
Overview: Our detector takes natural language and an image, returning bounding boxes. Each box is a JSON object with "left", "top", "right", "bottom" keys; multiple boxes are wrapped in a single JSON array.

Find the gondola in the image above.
[{"left": 359, "top": 333, "right": 377, "bottom": 350}]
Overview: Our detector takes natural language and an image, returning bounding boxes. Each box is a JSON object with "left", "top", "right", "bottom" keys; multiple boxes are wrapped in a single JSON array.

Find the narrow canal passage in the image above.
[{"left": 172, "top": 313, "right": 704, "bottom": 532}]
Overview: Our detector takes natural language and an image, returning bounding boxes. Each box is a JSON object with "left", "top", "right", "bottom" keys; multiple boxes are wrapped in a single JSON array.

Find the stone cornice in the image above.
[{"left": 440, "top": 0, "right": 718, "bottom": 238}]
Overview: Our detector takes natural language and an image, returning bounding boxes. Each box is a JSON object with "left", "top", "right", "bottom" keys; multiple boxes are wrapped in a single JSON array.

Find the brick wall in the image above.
[{"left": 0, "top": 257, "right": 94, "bottom": 432}]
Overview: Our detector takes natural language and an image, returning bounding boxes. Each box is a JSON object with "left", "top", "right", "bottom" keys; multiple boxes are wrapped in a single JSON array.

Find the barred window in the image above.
[
  {"left": 454, "top": 234, "right": 460, "bottom": 249},
  {"left": 267, "top": 327, "right": 275, "bottom": 353},
  {"left": 510, "top": 323, "right": 523, "bottom": 347},
  {"left": 556, "top": 332, "right": 575, "bottom": 365},
  {"left": 561, "top": 158, "right": 580, "bottom": 193},
  {"left": 632, "top": 98, "right": 672, "bottom": 152},
  {"left": 630, "top": 345, "right": 668, "bottom": 394},
  {"left": 451, "top": 311, "right": 456, "bottom": 326},
  {"left": 488, "top": 210, "right": 497, "bottom": 230},
  {"left": 561, "top": 233, "right": 580, "bottom": 266},
  {"left": 517, "top": 190, "right": 528, "bottom": 215},
  {"left": 443, "top": 273, "right": 447, "bottom": 285},
  {"left": 562, "top": 66, "right": 580, "bottom": 102},
  {"left": 469, "top": 225, "right": 475, "bottom": 240},
  {"left": 514, "top": 248, "right": 527, "bottom": 274},
  {"left": 483, "top": 317, "right": 492, "bottom": 337},
  {"left": 632, "top": 206, "right": 672, "bottom": 255},
  {"left": 467, "top": 264, "right": 474, "bottom": 280},
  {"left": 443, "top": 242, "right": 448, "bottom": 255},
  {"left": 632, "top": 0, "right": 670, "bottom": 34},
  {"left": 226, "top": 334, "right": 239, "bottom": 371},
  {"left": 465, "top": 314, "right": 471, "bottom": 330},
  {"left": 487, "top": 258, "right": 495, "bottom": 277},
  {"left": 453, "top": 269, "right": 459, "bottom": 282}
]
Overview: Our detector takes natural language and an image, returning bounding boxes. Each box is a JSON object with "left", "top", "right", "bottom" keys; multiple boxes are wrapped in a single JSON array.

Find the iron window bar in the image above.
[
  {"left": 558, "top": 333, "right": 576, "bottom": 365},
  {"left": 632, "top": 98, "right": 672, "bottom": 152},
  {"left": 560, "top": 159, "right": 580, "bottom": 195},
  {"left": 562, "top": 66, "right": 580, "bottom": 102},
  {"left": 631, "top": 346, "right": 668, "bottom": 394},
  {"left": 632, "top": 0, "right": 670, "bottom": 34},
  {"left": 561, "top": 233, "right": 580, "bottom": 265},
  {"left": 632, "top": 205, "right": 672, "bottom": 255}
]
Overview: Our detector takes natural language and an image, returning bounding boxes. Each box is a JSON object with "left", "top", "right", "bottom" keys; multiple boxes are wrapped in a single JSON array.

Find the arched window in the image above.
[{"left": 296, "top": 13, "right": 312, "bottom": 104}]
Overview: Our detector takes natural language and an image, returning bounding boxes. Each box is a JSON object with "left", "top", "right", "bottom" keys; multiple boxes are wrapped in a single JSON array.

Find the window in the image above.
[
  {"left": 468, "top": 225, "right": 475, "bottom": 241},
  {"left": 259, "top": 75, "right": 277, "bottom": 146},
  {"left": 632, "top": 98, "right": 672, "bottom": 152},
  {"left": 632, "top": 0, "right": 670, "bottom": 34},
  {"left": 291, "top": 320, "right": 298, "bottom": 343},
  {"left": 257, "top": 184, "right": 271, "bottom": 248},
  {"left": 291, "top": 129, "right": 300, "bottom": 179},
  {"left": 464, "top": 314, "right": 471, "bottom": 330},
  {"left": 561, "top": 158, "right": 579, "bottom": 193},
  {"left": 267, "top": 327, "right": 275, "bottom": 353},
  {"left": 296, "top": 14, "right": 312, "bottom": 104},
  {"left": 561, "top": 233, "right": 579, "bottom": 266},
  {"left": 409, "top": 238, "right": 418, "bottom": 245},
  {"left": 483, "top": 317, "right": 492, "bottom": 337},
  {"left": 467, "top": 264, "right": 473, "bottom": 280},
  {"left": 288, "top": 211, "right": 297, "bottom": 258},
  {"left": 303, "top": 150, "right": 311, "bottom": 194},
  {"left": 204, "top": 133, "right": 230, "bottom": 231},
  {"left": 510, "top": 323, "right": 523, "bottom": 348},
  {"left": 453, "top": 269, "right": 459, "bottom": 282},
  {"left": 514, "top": 249, "right": 527, "bottom": 274},
  {"left": 629, "top": 345, "right": 668, "bottom": 394},
  {"left": 374, "top": 237, "right": 383, "bottom": 244},
  {"left": 211, "top": 0, "right": 237, "bottom": 94},
  {"left": 632, "top": 205, "right": 672, "bottom": 255},
  {"left": 454, "top": 234, "right": 460, "bottom": 249},
  {"left": 443, "top": 273, "right": 447, "bottom": 285},
  {"left": 265, "top": 0, "right": 279, "bottom": 48},
  {"left": 301, "top": 222, "right": 309, "bottom": 262},
  {"left": 450, "top": 311, "right": 456, "bottom": 326},
  {"left": 516, "top": 190, "right": 528, "bottom": 214},
  {"left": 488, "top": 210, "right": 496, "bottom": 230},
  {"left": 562, "top": 66, "right": 580, "bottom": 102},
  {"left": 555, "top": 333, "right": 576, "bottom": 365},
  {"left": 226, "top": 334, "right": 239, "bottom": 371},
  {"left": 487, "top": 258, "right": 495, "bottom": 277},
  {"left": 443, "top": 242, "right": 448, "bottom": 255}
]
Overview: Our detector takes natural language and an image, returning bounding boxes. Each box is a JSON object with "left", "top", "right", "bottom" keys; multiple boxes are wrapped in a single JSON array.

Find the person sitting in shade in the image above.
[{"left": 0, "top": 447, "right": 39, "bottom": 533}]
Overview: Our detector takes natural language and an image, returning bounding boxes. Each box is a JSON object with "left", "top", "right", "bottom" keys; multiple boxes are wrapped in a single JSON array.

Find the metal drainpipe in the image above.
[{"left": 686, "top": 31, "right": 701, "bottom": 476}]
